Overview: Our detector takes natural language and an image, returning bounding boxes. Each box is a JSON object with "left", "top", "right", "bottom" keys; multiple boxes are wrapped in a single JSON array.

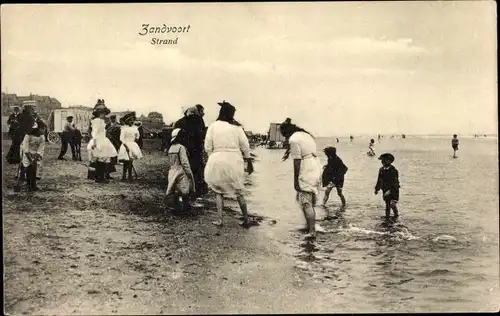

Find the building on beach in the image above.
[{"left": 266, "top": 123, "right": 286, "bottom": 149}]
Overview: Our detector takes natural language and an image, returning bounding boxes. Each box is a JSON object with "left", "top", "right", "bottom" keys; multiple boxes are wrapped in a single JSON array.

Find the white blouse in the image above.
[
  {"left": 91, "top": 118, "right": 107, "bottom": 139},
  {"left": 204, "top": 121, "right": 251, "bottom": 158},
  {"left": 289, "top": 131, "right": 317, "bottom": 159},
  {"left": 120, "top": 125, "right": 140, "bottom": 143}
]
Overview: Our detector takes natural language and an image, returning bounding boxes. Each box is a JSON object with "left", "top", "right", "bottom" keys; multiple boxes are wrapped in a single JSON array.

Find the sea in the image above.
[{"left": 245, "top": 135, "right": 499, "bottom": 312}]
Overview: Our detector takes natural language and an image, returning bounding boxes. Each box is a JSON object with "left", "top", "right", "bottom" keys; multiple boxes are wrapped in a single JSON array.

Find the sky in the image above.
[{"left": 1, "top": 2, "right": 497, "bottom": 136}]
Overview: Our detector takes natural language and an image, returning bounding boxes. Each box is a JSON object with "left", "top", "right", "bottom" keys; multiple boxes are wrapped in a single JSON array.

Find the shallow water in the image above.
[{"left": 246, "top": 136, "right": 499, "bottom": 312}]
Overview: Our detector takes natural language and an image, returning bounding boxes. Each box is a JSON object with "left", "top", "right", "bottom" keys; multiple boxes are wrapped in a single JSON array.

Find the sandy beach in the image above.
[
  {"left": 3, "top": 136, "right": 499, "bottom": 314},
  {"left": 3, "top": 139, "right": 330, "bottom": 315}
]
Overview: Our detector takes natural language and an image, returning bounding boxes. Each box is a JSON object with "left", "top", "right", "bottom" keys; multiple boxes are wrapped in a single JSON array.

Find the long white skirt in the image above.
[
  {"left": 298, "top": 156, "right": 322, "bottom": 195},
  {"left": 118, "top": 141, "right": 143, "bottom": 161},
  {"left": 204, "top": 151, "right": 245, "bottom": 197},
  {"left": 87, "top": 137, "right": 118, "bottom": 163}
]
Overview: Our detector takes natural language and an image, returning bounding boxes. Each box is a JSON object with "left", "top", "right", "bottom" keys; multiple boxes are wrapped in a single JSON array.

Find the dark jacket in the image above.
[
  {"left": 136, "top": 126, "right": 144, "bottom": 149},
  {"left": 106, "top": 122, "right": 122, "bottom": 150},
  {"left": 375, "top": 165, "right": 400, "bottom": 193},
  {"left": 322, "top": 156, "right": 348, "bottom": 187},
  {"left": 7, "top": 112, "right": 20, "bottom": 135},
  {"left": 173, "top": 115, "right": 206, "bottom": 159}
]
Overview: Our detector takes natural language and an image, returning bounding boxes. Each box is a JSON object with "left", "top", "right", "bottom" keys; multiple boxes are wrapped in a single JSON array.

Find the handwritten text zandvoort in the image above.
[{"left": 139, "top": 24, "right": 191, "bottom": 45}]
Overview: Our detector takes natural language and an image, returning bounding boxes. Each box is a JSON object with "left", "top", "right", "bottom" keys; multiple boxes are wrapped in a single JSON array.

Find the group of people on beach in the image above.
[
  {"left": 6, "top": 102, "right": 48, "bottom": 191},
  {"left": 84, "top": 100, "right": 145, "bottom": 183},
  {"left": 166, "top": 101, "right": 256, "bottom": 227},
  {"left": 6, "top": 99, "right": 464, "bottom": 239},
  {"left": 278, "top": 118, "right": 401, "bottom": 239}
]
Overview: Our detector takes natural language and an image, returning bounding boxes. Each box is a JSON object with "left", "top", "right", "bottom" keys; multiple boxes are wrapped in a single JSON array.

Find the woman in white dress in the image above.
[
  {"left": 87, "top": 99, "right": 118, "bottom": 183},
  {"left": 117, "top": 111, "right": 144, "bottom": 181},
  {"left": 204, "top": 101, "right": 254, "bottom": 227},
  {"left": 280, "top": 118, "right": 324, "bottom": 239}
]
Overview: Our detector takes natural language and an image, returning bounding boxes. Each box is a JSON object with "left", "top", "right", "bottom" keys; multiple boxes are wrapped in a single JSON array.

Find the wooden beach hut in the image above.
[
  {"left": 46, "top": 108, "right": 93, "bottom": 143},
  {"left": 266, "top": 123, "right": 286, "bottom": 149}
]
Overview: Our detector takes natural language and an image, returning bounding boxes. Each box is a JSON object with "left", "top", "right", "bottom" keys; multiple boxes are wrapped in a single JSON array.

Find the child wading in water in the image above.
[
  {"left": 166, "top": 128, "right": 196, "bottom": 213},
  {"left": 15, "top": 120, "right": 46, "bottom": 192},
  {"left": 117, "top": 112, "right": 143, "bottom": 181},
  {"left": 374, "top": 153, "right": 400, "bottom": 222},
  {"left": 451, "top": 134, "right": 459, "bottom": 158},
  {"left": 280, "top": 118, "right": 324, "bottom": 239},
  {"left": 321, "top": 147, "right": 348, "bottom": 212},
  {"left": 367, "top": 139, "right": 376, "bottom": 156}
]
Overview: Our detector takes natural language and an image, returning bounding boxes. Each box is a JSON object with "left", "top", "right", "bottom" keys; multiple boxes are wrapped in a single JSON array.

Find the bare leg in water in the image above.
[
  {"left": 302, "top": 202, "right": 316, "bottom": 238},
  {"left": 322, "top": 185, "right": 333, "bottom": 206},
  {"left": 390, "top": 201, "right": 399, "bottom": 220},
  {"left": 337, "top": 187, "right": 346, "bottom": 210}
]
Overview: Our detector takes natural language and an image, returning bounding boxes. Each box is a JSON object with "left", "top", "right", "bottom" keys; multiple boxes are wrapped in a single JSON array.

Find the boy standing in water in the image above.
[
  {"left": 321, "top": 147, "right": 348, "bottom": 211},
  {"left": 374, "top": 153, "right": 400, "bottom": 222},
  {"left": 451, "top": 134, "right": 459, "bottom": 158}
]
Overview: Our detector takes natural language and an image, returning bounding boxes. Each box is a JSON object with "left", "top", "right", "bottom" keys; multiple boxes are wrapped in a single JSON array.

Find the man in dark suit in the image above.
[{"left": 173, "top": 104, "right": 208, "bottom": 199}]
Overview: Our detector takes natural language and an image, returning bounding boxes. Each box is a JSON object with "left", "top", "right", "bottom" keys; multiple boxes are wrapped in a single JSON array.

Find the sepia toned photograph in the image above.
[{"left": 1, "top": 1, "right": 498, "bottom": 314}]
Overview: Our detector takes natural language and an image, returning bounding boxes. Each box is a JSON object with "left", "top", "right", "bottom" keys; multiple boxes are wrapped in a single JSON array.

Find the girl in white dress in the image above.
[
  {"left": 204, "top": 101, "right": 254, "bottom": 227},
  {"left": 87, "top": 100, "right": 118, "bottom": 183},
  {"left": 280, "top": 118, "right": 324, "bottom": 239},
  {"left": 117, "top": 111, "right": 143, "bottom": 181}
]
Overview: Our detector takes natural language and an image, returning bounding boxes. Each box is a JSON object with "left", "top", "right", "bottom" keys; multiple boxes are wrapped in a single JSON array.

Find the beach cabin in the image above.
[
  {"left": 46, "top": 108, "right": 93, "bottom": 143},
  {"left": 267, "top": 123, "right": 286, "bottom": 149}
]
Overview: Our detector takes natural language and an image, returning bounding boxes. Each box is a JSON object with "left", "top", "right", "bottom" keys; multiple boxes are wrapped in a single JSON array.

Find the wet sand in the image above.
[
  {"left": 3, "top": 139, "right": 331, "bottom": 315},
  {"left": 3, "top": 137, "right": 499, "bottom": 314}
]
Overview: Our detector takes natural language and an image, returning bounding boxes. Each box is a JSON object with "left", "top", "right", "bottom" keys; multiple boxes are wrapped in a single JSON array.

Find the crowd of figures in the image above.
[{"left": 5, "top": 99, "right": 463, "bottom": 238}]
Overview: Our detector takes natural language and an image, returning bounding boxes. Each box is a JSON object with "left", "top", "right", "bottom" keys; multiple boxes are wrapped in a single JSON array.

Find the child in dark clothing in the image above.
[
  {"left": 451, "top": 134, "right": 459, "bottom": 158},
  {"left": 374, "top": 153, "right": 400, "bottom": 222},
  {"left": 322, "top": 147, "right": 348, "bottom": 210}
]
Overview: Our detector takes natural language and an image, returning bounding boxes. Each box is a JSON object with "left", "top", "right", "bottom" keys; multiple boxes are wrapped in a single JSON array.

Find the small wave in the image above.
[
  {"left": 329, "top": 224, "right": 420, "bottom": 241},
  {"left": 432, "top": 235, "right": 457, "bottom": 242},
  {"left": 417, "top": 269, "right": 454, "bottom": 277}
]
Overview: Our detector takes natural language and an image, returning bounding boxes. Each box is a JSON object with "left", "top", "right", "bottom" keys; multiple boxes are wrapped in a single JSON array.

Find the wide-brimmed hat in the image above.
[
  {"left": 378, "top": 153, "right": 395, "bottom": 163},
  {"left": 92, "top": 99, "right": 110, "bottom": 116},
  {"left": 67, "top": 116, "right": 74, "bottom": 120},
  {"left": 122, "top": 111, "right": 136, "bottom": 124},
  {"left": 217, "top": 100, "right": 234, "bottom": 107},
  {"left": 171, "top": 128, "right": 181, "bottom": 142}
]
